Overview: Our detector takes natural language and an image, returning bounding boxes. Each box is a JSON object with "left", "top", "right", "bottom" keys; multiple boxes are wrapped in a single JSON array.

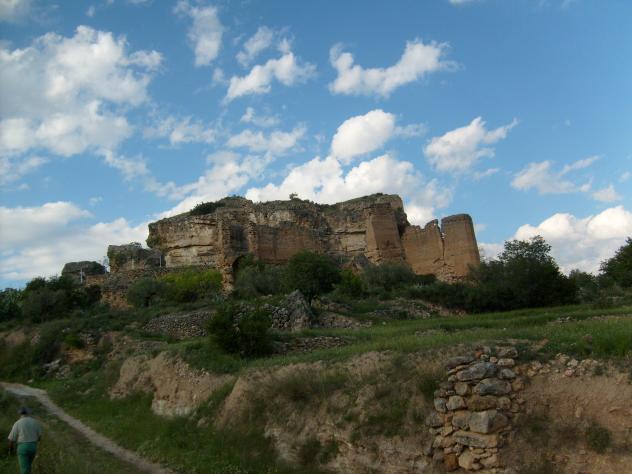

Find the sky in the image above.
[{"left": 1, "top": 0, "right": 631, "bottom": 288}]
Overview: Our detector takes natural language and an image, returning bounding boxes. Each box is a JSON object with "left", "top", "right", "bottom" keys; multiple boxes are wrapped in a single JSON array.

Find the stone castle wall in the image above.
[{"left": 145, "top": 194, "right": 480, "bottom": 282}]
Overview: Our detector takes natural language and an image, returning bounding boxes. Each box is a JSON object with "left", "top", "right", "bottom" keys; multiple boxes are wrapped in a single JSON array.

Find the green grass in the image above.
[{"left": 0, "top": 389, "right": 138, "bottom": 474}]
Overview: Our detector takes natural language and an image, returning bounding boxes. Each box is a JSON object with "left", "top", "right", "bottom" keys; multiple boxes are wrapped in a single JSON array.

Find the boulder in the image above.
[
  {"left": 474, "top": 378, "right": 511, "bottom": 396},
  {"left": 456, "top": 362, "right": 498, "bottom": 382},
  {"left": 269, "top": 290, "right": 315, "bottom": 332},
  {"left": 468, "top": 410, "right": 509, "bottom": 434},
  {"left": 446, "top": 355, "right": 475, "bottom": 369}
]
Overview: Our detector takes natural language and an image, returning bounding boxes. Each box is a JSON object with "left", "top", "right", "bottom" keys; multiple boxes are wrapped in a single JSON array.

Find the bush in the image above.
[
  {"left": 362, "top": 262, "right": 416, "bottom": 292},
  {"left": 208, "top": 303, "right": 272, "bottom": 357},
  {"left": 284, "top": 251, "right": 341, "bottom": 302},
  {"left": 189, "top": 201, "right": 225, "bottom": 216},
  {"left": 336, "top": 268, "right": 364, "bottom": 297},
  {"left": 161, "top": 268, "right": 222, "bottom": 303},
  {"left": 569, "top": 270, "right": 600, "bottom": 303},
  {"left": 126, "top": 278, "right": 168, "bottom": 308},
  {"left": 234, "top": 262, "right": 286, "bottom": 299},
  {"left": 21, "top": 288, "right": 69, "bottom": 322}
]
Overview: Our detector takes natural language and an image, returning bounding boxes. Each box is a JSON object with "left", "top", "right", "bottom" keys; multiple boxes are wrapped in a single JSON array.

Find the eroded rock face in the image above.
[{"left": 146, "top": 194, "right": 480, "bottom": 282}]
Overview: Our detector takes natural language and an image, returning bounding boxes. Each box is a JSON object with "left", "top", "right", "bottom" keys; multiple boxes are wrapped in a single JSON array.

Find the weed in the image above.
[
  {"left": 586, "top": 422, "right": 611, "bottom": 453},
  {"left": 417, "top": 370, "right": 442, "bottom": 402}
]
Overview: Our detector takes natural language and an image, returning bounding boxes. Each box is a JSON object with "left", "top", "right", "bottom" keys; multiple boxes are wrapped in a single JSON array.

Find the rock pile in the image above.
[
  {"left": 266, "top": 290, "right": 315, "bottom": 332},
  {"left": 426, "top": 346, "right": 524, "bottom": 473}
]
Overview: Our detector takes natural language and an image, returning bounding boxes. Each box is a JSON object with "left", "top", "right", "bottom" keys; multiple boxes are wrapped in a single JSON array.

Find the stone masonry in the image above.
[{"left": 426, "top": 346, "right": 523, "bottom": 473}]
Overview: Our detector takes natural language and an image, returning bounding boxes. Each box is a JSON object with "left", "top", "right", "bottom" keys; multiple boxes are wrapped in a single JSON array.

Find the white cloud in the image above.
[
  {"left": 0, "top": 0, "right": 31, "bottom": 22},
  {"left": 225, "top": 50, "right": 316, "bottom": 101},
  {"left": 0, "top": 202, "right": 148, "bottom": 282},
  {"left": 513, "top": 206, "right": 632, "bottom": 273},
  {"left": 174, "top": 1, "right": 223, "bottom": 67},
  {"left": 329, "top": 39, "right": 455, "bottom": 97},
  {"left": 0, "top": 155, "right": 47, "bottom": 185},
  {"left": 592, "top": 184, "right": 621, "bottom": 203},
  {"left": 472, "top": 167, "right": 500, "bottom": 181},
  {"left": 393, "top": 122, "right": 427, "bottom": 138},
  {"left": 143, "top": 116, "right": 215, "bottom": 146},
  {"left": 226, "top": 126, "right": 305, "bottom": 155},
  {"left": 619, "top": 171, "right": 631, "bottom": 183},
  {"left": 240, "top": 107, "right": 280, "bottom": 128},
  {"left": 245, "top": 154, "right": 450, "bottom": 225},
  {"left": 331, "top": 110, "right": 396, "bottom": 163},
  {"left": 425, "top": 117, "right": 517, "bottom": 173},
  {"left": 236, "top": 26, "right": 275, "bottom": 66},
  {"left": 511, "top": 158, "right": 595, "bottom": 195},
  {"left": 0, "top": 25, "right": 160, "bottom": 179}
]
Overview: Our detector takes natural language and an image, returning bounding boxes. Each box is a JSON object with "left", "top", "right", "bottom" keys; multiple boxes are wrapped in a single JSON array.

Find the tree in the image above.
[
  {"left": 0, "top": 288, "right": 22, "bottom": 322},
  {"left": 284, "top": 251, "right": 341, "bottom": 302},
  {"left": 600, "top": 237, "right": 632, "bottom": 288},
  {"left": 469, "top": 236, "right": 576, "bottom": 310},
  {"left": 208, "top": 302, "right": 272, "bottom": 357}
]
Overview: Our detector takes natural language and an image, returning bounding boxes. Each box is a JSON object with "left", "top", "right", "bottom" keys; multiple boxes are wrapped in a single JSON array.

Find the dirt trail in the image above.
[{"left": 1, "top": 382, "right": 176, "bottom": 474}]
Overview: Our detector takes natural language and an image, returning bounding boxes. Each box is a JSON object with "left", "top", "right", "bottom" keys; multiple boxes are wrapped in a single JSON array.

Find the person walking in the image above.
[{"left": 7, "top": 407, "right": 42, "bottom": 474}]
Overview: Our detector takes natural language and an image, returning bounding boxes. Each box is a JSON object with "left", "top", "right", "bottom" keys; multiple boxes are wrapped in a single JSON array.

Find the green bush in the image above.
[
  {"left": 126, "top": 277, "right": 167, "bottom": 308},
  {"left": 21, "top": 288, "right": 69, "bottom": 322},
  {"left": 336, "top": 268, "right": 364, "bottom": 297},
  {"left": 362, "top": 262, "right": 416, "bottom": 292},
  {"left": 284, "top": 251, "right": 341, "bottom": 302},
  {"left": 234, "top": 262, "right": 286, "bottom": 299},
  {"left": 161, "top": 268, "right": 222, "bottom": 303},
  {"left": 208, "top": 303, "right": 272, "bottom": 357},
  {"left": 189, "top": 201, "right": 225, "bottom": 215}
]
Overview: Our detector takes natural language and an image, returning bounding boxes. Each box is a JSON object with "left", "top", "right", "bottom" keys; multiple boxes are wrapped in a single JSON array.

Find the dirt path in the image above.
[{"left": 1, "top": 382, "right": 176, "bottom": 474}]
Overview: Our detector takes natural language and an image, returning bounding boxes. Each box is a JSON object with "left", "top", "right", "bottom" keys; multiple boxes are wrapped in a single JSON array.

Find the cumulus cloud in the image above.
[
  {"left": 331, "top": 110, "right": 396, "bottom": 163},
  {"left": 143, "top": 116, "right": 215, "bottom": 146},
  {"left": 174, "top": 1, "right": 223, "bottom": 66},
  {"left": 511, "top": 206, "right": 632, "bottom": 273},
  {"left": 236, "top": 26, "right": 276, "bottom": 66},
  {"left": 511, "top": 158, "right": 596, "bottom": 195},
  {"left": 592, "top": 184, "right": 622, "bottom": 203},
  {"left": 0, "top": 25, "right": 161, "bottom": 183},
  {"left": 0, "top": 0, "right": 31, "bottom": 22},
  {"left": 328, "top": 40, "right": 455, "bottom": 97},
  {"left": 225, "top": 50, "right": 316, "bottom": 101},
  {"left": 0, "top": 201, "right": 148, "bottom": 283},
  {"left": 245, "top": 154, "right": 451, "bottom": 225},
  {"left": 226, "top": 126, "right": 305, "bottom": 155},
  {"left": 425, "top": 117, "right": 517, "bottom": 174}
]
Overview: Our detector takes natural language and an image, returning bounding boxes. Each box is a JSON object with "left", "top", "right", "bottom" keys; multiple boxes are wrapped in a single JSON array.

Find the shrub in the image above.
[
  {"left": 234, "top": 262, "right": 286, "bottom": 299},
  {"left": 585, "top": 423, "right": 611, "bottom": 453},
  {"left": 284, "top": 251, "right": 341, "bottom": 302},
  {"left": 336, "top": 268, "right": 364, "bottom": 297},
  {"left": 21, "top": 288, "right": 69, "bottom": 322},
  {"left": 161, "top": 268, "right": 222, "bottom": 303},
  {"left": 126, "top": 277, "right": 168, "bottom": 308},
  {"left": 189, "top": 201, "right": 225, "bottom": 216},
  {"left": 208, "top": 303, "right": 272, "bottom": 357},
  {"left": 362, "top": 262, "right": 416, "bottom": 292}
]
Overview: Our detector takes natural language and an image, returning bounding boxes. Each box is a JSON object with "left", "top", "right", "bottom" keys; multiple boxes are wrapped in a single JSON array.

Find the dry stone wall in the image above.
[{"left": 426, "top": 346, "right": 523, "bottom": 473}]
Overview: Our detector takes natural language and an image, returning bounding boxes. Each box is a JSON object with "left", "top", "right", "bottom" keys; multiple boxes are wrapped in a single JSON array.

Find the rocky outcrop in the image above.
[
  {"left": 61, "top": 261, "right": 105, "bottom": 284},
  {"left": 107, "top": 242, "right": 163, "bottom": 273},
  {"left": 146, "top": 194, "right": 480, "bottom": 282}
]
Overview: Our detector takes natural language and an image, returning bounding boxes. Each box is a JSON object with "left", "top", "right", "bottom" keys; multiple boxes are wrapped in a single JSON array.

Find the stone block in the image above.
[
  {"left": 467, "top": 394, "right": 498, "bottom": 411},
  {"left": 468, "top": 410, "right": 509, "bottom": 434},
  {"left": 474, "top": 378, "right": 511, "bottom": 396},
  {"left": 453, "top": 430, "right": 499, "bottom": 448},
  {"left": 447, "top": 395, "right": 466, "bottom": 411},
  {"left": 456, "top": 362, "right": 498, "bottom": 382}
]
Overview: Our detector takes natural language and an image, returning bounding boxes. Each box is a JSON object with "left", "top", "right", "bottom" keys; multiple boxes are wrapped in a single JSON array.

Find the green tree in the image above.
[
  {"left": 284, "top": 251, "right": 341, "bottom": 302},
  {"left": 126, "top": 277, "right": 167, "bottom": 308},
  {"left": 468, "top": 235, "right": 576, "bottom": 311},
  {"left": 0, "top": 288, "right": 22, "bottom": 321},
  {"left": 599, "top": 237, "right": 632, "bottom": 288}
]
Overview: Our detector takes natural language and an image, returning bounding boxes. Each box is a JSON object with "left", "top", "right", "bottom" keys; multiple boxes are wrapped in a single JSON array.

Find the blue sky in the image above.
[{"left": 1, "top": 0, "right": 631, "bottom": 288}]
